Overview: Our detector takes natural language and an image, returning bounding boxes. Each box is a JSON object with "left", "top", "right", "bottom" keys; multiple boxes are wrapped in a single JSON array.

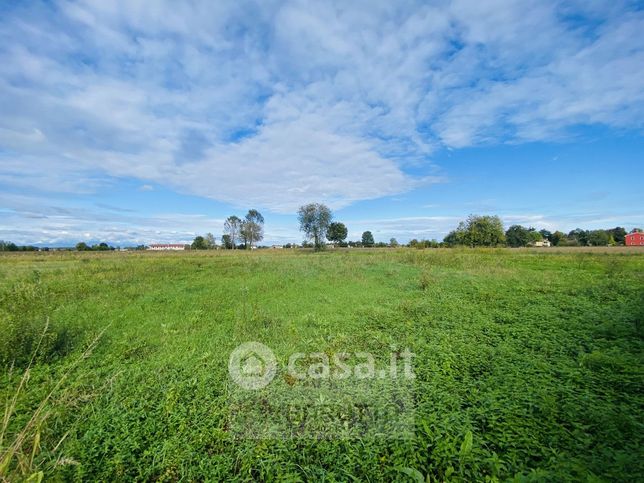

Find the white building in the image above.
[
  {"left": 148, "top": 244, "right": 186, "bottom": 251},
  {"left": 533, "top": 240, "right": 551, "bottom": 247}
]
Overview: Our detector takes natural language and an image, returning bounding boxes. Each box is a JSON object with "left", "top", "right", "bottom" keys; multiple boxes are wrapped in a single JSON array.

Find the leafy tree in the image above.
[
  {"left": 445, "top": 215, "right": 505, "bottom": 247},
  {"left": 327, "top": 222, "right": 348, "bottom": 245},
  {"left": 443, "top": 229, "right": 464, "bottom": 247},
  {"left": 76, "top": 242, "right": 90, "bottom": 251},
  {"left": 588, "top": 230, "right": 610, "bottom": 246},
  {"left": 221, "top": 234, "right": 233, "bottom": 249},
  {"left": 568, "top": 228, "right": 589, "bottom": 246},
  {"left": 506, "top": 225, "right": 531, "bottom": 247},
  {"left": 361, "top": 231, "right": 375, "bottom": 247},
  {"left": 606, "top": 227, "right": 627, "bottom": 245},
  {"left": 242, "top": 209, "right": 264, "bottom": 249},
  {"left": 191, "top": 235, "right": 208, "bottom": 250},
  {"left": 466, "top": 215, "right": 505, "bottom": 247},
  {"left": 205, "top": 233, "right": 216, "bottom": 249},
  {"left": 551, "top": 231, "right": 565, "bottom": 246},
  {"left": 224, "top": 216, "right": 242, "bottom": 249},
  {"left": 390, "top": 238, "right": 399, "bottom": 248},
  {"left": 527, "top": 229, "right": 543, "bottom": 245},
  {"left": 298, "top": 203, "right": 332, "bottom": 250},
  {"left": 0, "top": 241, "right": 18, "bottom": 251}
]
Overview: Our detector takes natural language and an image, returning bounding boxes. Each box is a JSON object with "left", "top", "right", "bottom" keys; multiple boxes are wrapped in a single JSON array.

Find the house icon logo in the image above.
[{"left": 229, "top": 342, "right": 277, "bottom": 390}]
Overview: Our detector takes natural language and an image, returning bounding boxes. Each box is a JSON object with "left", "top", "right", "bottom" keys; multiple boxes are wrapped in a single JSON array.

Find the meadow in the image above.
[{"left": 0, "top": 248, "right": 642, "bottom": 481}]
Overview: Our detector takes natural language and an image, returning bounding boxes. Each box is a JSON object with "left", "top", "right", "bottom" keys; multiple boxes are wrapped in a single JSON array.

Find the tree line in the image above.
[
  {"left": 2, "top": 206, "right": 640, "bottom": 252},
  {"left": 442, "top": 215, "right": 637, "bottom": 248},
  {"left": 0, "top": 241, "right": 39, "bottom": 251}
]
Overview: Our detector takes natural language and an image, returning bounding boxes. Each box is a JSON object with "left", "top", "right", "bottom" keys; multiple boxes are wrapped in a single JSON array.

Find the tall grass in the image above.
[{"left": 0, "top": 319, "right": 105, "bottom": 482}]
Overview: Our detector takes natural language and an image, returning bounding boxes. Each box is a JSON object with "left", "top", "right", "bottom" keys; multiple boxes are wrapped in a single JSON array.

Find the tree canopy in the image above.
[
  {"left": 191, "top": 236, "right": 208, "bottom": 250},
  {"left": 444, "top": 215, "right": 505, "bottom": 247},
  {"left": 224, "top": 216, "right": 242, "bottom": 249},
  {"left": 327, "top": 222, "right": 348, "bottom": 245},
  {"left": 298, "top": 203, "right": 332, "bottom": 250},
  {"left": 505, "top": 225, "right": 542, "bottom": 247},
  {"left": 241, "top": 209, "right": 264, "bottom": 248},
  {"left": 361, "top": 231, "right": 375, "bottom": 247}
]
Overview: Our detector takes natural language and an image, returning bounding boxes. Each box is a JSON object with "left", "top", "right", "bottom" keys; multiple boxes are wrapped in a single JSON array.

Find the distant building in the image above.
[
  {"left": 625, "top": 231, "right": 644, "bottom": 246},
  {"left": 534, "top": 239, "right": 551, "bottom": 247},
  {"left": 148, "top": 243, "right": 186, "bottom": 251},
  {"left": 271, "top": 245, "right": 284, "bottom": 249}
]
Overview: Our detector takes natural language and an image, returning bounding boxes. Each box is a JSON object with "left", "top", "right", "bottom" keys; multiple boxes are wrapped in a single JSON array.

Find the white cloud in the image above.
[{"left": 0, "top": 0, "right": 642, "bottom": 225}]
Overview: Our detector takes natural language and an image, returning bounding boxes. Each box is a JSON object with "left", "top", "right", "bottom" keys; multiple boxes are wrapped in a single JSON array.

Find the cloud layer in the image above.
[{"left": 1, "top": 0, "right": 642, "bottom": 217}]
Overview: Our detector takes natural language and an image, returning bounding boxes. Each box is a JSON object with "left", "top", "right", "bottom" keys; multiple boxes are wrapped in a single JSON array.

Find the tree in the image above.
[
  {"left": 205, "top": 233, "right": 216, "bottom": 249},
  {"left": 606, "top": 227, "right": 627, "bottom": 245},
  {"left": 191, "top": 235, "right": 208, "bottom": 250},
  {"left": 76, "top": 242, "right": 90, "bottom": 251},
  {"left": 445, "top": 215, "right": 505, "bottom": 247},
  {"left": 361, "top": 231, "right": 375, "bottom": 247},
  {"left": 443, "top": 228, "right": 465, "bottom": 247},
  {"left": 298, "top": 203, "right": 332, "bottom": 250},
  {"left": 327, "top": 222, "right": 348, "bottom": 245},
  {"left": 588, "top": 230, "right": 610, "bottom": 246},
  {"left": 505, "top": 225, "right": 531, "bottom": 247},
  {"left": 527, "top": 229, "right": 543, "bottom": 245},
  {"left": 221, "top": 234, "right": 233, "bottom": 249},
  {"left": 224, "top": 216, "right": 242, "bottom": 249},
  {"left": 568, "top": 228, "right": 589, "bottom": 246},
  {"left": 241, "top": 209, "right": 264, "bottom": 249},
  {"left": 466, "top": 215, "right": 505, "bottom": 247},
  {"left": 390, "top": 238, "right": 399, "bottom": 248},
  {"left": 551, "top": 231, "right": 565, "bottom": 246}
]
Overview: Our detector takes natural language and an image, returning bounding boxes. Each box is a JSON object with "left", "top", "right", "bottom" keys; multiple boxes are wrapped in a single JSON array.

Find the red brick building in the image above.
[{"left": 625, "top": 231, "right": 644, "bottom": 246}]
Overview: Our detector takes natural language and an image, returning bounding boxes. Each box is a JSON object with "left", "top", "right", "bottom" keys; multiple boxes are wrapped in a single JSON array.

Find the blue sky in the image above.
[{"left": 1, "top": 0, "right": 642, "bottom": 246}]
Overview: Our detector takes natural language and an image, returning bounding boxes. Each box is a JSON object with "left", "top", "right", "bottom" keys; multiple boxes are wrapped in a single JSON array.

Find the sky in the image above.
[{"left": 1, "top": 0, "right": 643, "bottom": 246}]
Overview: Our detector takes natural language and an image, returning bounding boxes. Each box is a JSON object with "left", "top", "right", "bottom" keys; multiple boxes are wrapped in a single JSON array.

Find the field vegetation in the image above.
[{"left": 0, "top": 248, "right": 642, "bottom": 481}]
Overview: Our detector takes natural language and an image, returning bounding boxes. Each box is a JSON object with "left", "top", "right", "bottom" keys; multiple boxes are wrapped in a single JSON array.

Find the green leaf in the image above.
[
  {"left": 398, "top": 466, "right": 426, "bottom": 483},
  {"left": 460, "top": 430, "right": 473, "bottom": 457}
]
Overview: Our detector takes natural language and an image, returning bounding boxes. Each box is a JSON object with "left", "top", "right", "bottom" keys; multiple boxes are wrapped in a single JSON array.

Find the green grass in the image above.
[{"left": 1, "top": 249, "right": 643, "bottom": 481}]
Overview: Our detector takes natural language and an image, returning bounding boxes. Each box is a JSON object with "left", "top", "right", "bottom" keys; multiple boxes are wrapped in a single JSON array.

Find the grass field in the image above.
[{"left": 1, "top": 248, "right": 643, "bottom": 481}]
